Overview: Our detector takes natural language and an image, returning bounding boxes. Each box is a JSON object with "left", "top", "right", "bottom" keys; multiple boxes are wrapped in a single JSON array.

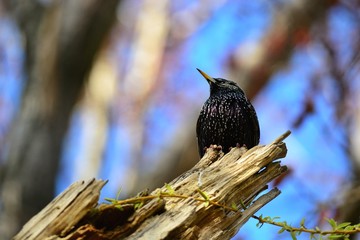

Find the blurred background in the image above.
[{"left": 0, "top": 0, "right": 359, "bottom": 239}]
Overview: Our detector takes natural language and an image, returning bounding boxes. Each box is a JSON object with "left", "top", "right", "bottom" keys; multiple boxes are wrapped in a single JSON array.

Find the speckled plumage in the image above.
[{"left": 196, "top": 69, "right": 260, "bottom": 157}]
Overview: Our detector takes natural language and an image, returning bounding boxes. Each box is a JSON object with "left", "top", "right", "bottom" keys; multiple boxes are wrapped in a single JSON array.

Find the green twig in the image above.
[{"left": 104, "top": 185, "right": 360, "bottom": 239}]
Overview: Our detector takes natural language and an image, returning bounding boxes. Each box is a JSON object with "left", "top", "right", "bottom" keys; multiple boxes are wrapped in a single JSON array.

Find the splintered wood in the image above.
[{"left": 14, "top": 131, "right": 290, "bottom": 240}]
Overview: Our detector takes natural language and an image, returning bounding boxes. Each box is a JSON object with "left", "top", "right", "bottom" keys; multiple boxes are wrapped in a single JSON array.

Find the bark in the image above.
[{"left": 14, "top": 131, "right": 290, "bottom": 240}]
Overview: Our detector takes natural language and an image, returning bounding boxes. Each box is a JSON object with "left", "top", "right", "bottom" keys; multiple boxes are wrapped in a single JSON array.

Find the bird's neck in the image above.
[{"left": 210, "top": 89, "right": 241, "bottom": 98}]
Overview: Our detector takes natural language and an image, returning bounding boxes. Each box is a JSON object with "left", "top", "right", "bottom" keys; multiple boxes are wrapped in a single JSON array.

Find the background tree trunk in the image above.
[{"left": 0, "top": 1, "right": 120, "bottom": 238}]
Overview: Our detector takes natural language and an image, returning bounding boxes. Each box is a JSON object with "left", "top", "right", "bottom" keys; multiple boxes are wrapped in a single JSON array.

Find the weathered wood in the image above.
[
  {"left": 13, "top": 131, "right": 290, "bottom": 240},
  {"left": 13, "top": 179, "right": 107, "bottom": 240}
]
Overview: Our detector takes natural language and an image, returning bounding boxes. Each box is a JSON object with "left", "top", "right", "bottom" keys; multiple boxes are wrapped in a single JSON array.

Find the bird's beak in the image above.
[{"left": 197, "top": 68, "right": 216, "bottom": 84}]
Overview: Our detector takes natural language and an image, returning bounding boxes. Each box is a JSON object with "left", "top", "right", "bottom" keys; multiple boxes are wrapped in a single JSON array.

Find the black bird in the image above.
[{"left": 196, "top": 68, "right": 260, "bottom": 157}]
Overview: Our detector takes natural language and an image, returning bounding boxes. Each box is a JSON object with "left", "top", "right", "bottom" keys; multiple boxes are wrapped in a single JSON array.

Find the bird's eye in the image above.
[{"left": 225, "top": 82, "right": 237, "bottom": 87}]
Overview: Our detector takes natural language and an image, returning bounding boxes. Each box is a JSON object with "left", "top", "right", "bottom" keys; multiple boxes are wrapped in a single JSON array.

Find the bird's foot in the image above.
[
  {"left": 209, "top": 144, "right": 222, "bottom": 152},
  {"left": 236, "top": 143, "right": 248, "bottom": 149}
]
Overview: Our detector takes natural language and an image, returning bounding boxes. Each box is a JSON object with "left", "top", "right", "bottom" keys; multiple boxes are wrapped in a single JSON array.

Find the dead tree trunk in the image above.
[{"left": 13, "top": 131, "right": 290, "bottom": 240}]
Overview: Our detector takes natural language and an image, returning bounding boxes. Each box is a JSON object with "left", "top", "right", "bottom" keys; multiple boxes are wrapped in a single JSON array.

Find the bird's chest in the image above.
[{"left": 200, "top": 95, "right": 245, "bottom": 131}]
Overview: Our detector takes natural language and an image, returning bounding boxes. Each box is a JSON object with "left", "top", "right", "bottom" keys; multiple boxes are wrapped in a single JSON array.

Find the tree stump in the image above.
[{"left": 13, "top": 131, "right": 290, "bottom": 240}]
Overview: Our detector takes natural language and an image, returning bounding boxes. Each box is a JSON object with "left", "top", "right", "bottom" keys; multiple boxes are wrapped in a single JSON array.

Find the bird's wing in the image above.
[
  {"left": 196, "top": 111, "right": 206, "bottom": 157},
  {"left": 246, "top": 103, "right": 260, "bottom": 146}
]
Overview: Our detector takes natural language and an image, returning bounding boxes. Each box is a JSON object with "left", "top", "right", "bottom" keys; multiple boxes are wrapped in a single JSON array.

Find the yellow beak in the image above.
[{"left": 197, "top": 68, "right": 216, "bottom": 84}]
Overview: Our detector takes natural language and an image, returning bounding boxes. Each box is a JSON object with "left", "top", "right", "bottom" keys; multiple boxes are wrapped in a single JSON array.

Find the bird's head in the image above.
[{"left": 197, "top": 68, "right": 244, "bottom": 96}]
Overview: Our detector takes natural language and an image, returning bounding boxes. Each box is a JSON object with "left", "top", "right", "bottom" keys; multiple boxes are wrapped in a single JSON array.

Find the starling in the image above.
[{"left": 196, "top": 68, "right": 260, "bottom": 157}]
